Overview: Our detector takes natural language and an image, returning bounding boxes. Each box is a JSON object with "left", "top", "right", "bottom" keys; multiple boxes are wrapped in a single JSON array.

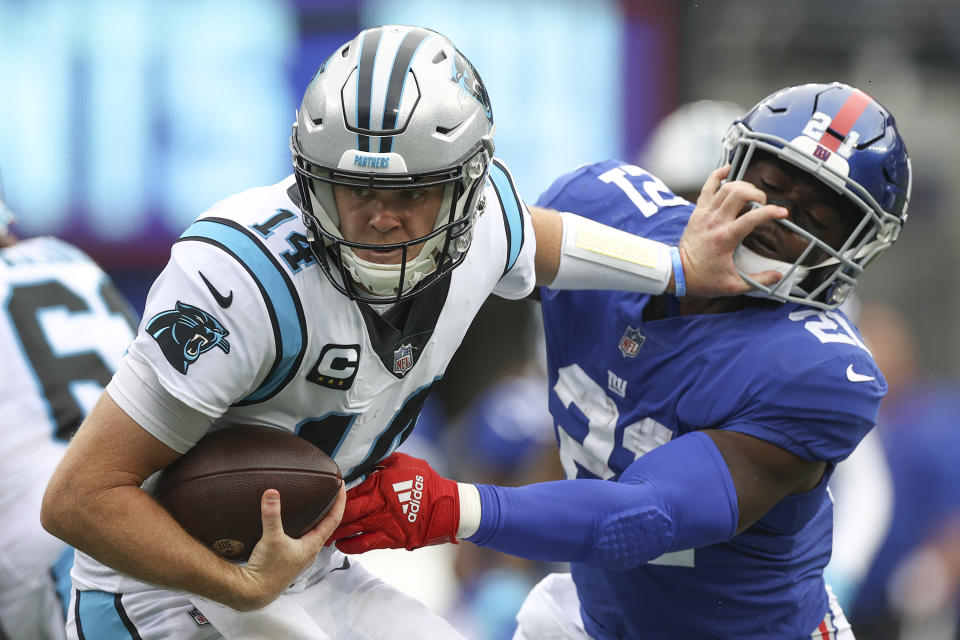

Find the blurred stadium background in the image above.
[
  {"left": 2, "top": 0, "right": 958, "bottom": 374},
  {"left": 3, "top": 1, "right": 959, "bottom": 638}
]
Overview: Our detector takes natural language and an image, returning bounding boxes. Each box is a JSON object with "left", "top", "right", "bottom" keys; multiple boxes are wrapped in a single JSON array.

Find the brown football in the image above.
[{"left": 144, "top": 425, "right": 342, "bottom": 561}]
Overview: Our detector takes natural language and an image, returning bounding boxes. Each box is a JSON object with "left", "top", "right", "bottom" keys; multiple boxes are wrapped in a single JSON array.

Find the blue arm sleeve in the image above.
[{"left": 466, "top": 431, "right": 739, "bottom": 570}]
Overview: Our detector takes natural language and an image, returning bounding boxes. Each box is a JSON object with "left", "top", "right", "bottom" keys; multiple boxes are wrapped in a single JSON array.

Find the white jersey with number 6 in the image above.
[{"left": 0, "top": 236, "right": 137, "bottom": 640}]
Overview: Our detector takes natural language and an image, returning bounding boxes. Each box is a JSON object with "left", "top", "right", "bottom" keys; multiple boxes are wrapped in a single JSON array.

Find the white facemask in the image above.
[
  {"left": 733, "top": 243, "right": 810, "bottom": 299},
  {"left": 339, "top": 247, "right": 437, "bottom": 299}
]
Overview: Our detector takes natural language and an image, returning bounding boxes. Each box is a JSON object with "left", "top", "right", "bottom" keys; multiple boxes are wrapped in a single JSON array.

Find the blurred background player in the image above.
[
  {"left": 849, "top": 300, "right": 960, "bottom": 640},
  {"left": 639, "top": 99, "right": 747, "bottom": 203},
  {"left": 0, "top": 165, "right": 138, "bottom": 639},
  {"left": 443, "top": 357, "right": 560, "bottom": 640},
  {"left": 332, "top": 81, "right": 912, "bottom": 639}
]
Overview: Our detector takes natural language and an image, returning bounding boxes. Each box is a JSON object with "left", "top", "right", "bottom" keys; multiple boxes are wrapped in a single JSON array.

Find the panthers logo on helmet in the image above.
[
  {"left": 147, "top": 301, "right": 230, "bottom": 374},
  {"left": 451, "top": 50, "right": 492, "bottom": 123}
]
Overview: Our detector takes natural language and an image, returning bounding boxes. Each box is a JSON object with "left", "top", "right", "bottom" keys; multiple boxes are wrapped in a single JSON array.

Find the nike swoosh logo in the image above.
[
  {"left": 199, "top": 271, "right": 233, "bottom": 308},
  {"left": 330, "top": 557, "right": 350, "bottom": 572},
  {"left": 846, "top": 364, "right": 875, "bottom": 383}
]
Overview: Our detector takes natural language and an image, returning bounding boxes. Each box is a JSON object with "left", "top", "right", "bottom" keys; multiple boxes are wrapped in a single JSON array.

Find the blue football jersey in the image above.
[{"left": 536, "top": 160, "right": 886, "bottom": 639}]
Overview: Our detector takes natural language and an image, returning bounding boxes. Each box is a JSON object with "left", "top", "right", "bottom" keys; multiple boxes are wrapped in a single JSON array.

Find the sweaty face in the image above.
[
  {"left": 333, "top": 185, "right": 444, "bottom": 264},
  {"left": 740, "top": 155, "right": 857, "bottom": 266}
]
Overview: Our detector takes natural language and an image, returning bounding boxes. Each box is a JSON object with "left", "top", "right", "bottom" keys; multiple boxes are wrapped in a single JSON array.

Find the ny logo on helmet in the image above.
[{"left": 801, "top": 112, "right": 861, "bottom": 159}]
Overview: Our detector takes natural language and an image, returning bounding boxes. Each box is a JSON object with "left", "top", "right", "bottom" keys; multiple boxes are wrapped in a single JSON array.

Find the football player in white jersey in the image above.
[
  {"left": 41, "top": 25, "right": 787, "bottom": 640},
  {"left": 0, "top": 168, "right": 138, "bottom": 639}
]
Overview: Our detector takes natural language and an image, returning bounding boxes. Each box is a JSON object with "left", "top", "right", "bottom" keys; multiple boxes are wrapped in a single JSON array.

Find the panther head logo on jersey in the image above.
[{"left": 146, "top": 301, "right": 230, "bottom": 374}]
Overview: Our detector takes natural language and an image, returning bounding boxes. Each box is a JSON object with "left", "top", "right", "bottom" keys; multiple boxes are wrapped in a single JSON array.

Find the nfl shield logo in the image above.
[
  {"left": 393, "top": 343, "right": 414, "bottom": 375},
  {"left": 187, "top": 607, "right": 210, "bottom": 626},
  {"left": 618, "top": 326, "right": 645, "bottom": 358}
]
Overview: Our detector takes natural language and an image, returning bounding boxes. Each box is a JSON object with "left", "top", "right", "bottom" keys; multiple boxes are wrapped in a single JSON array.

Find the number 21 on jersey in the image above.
[
  {"left": 552, "top": 364, "right": 694, "bottom": 567},
  {"left": 598, "top": 164, "right": 687, "bottom": 217}
]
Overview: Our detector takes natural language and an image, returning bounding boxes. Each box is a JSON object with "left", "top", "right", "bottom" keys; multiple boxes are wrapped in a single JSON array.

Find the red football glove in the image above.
[{"left": 329, "top": 452, "right": 460, "bottom": 554}]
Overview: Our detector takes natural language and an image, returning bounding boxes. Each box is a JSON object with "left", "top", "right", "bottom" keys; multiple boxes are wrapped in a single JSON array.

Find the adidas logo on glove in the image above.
[
  {"left": 329, "top": 452, "right": 460, "bottom": 553},
  {"left": 392, "top": 476, "right": 424, "bottom": 523}
]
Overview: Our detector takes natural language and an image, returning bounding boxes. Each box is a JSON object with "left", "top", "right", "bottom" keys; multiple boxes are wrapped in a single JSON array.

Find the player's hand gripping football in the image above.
[
  {"left": 236, "top": 485, "right": 346, "bottom": 611},
  {"left": 678, "top": 165, "right": 789, "bottom": 297},
  {"left": 329, "top": 452, "right": 460, "bottom": 553}
]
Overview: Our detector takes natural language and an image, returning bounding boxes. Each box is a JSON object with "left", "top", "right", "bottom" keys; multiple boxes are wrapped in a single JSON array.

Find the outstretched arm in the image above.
[
  {"left": 531, "top": 165, "right": 788, "bottom": 297},
  {"left": 330, "top": 430, "right": 824, "bottom": 569}
]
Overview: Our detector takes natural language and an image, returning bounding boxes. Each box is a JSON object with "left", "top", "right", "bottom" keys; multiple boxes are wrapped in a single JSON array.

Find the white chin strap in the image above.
[
  {"left": 340, "top": 247, "right": 438, "bottom": 299},
  {"left": 733, "top": 244, "right": 810, "bottom": 299}
]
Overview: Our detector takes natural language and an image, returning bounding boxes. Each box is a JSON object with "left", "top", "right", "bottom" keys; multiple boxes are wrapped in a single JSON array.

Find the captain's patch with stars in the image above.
[{"left": 306, "top": 344, "right": 360, "bottom": 390}]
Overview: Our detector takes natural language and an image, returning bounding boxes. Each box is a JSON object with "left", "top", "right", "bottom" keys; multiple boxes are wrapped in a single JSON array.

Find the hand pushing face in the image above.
[{"left": 740, "top": 155, "right": 857, "bottom": 266}]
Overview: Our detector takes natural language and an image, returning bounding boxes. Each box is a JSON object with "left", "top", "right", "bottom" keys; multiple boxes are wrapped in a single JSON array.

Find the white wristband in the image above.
[
  {"left": 548, "top": 211, "right": 673, "bottom": 294},
  {"left": 456, "top": 483, "right": 482, "bottom": 539}
]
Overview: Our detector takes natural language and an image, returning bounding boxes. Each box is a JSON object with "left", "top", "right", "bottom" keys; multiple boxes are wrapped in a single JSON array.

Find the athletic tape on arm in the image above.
[{"left": 547, "top": 211, "right": 673, "bottom": 294}]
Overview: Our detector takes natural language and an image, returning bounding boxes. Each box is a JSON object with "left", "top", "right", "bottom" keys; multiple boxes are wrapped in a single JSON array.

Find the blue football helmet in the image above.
[{"left": 723, "top": 82, "right": 912, "bottom": 310}]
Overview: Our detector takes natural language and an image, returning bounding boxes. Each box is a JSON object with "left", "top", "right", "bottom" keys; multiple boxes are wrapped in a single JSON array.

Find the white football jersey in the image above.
[
  {"left": 72, "top": 161, "right": 536, "bottom": 598},
  {"left": 0, "top": 236, "right": 137, "bottom": 639}
]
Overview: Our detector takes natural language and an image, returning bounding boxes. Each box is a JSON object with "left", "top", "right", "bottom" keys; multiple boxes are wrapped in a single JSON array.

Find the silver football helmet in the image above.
[{"left": 291, "top": 25, "right": 495, "bottom": 303}]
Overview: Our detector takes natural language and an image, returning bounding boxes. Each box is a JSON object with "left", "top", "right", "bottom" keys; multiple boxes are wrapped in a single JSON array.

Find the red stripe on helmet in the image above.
[
  {"left": 817, "top": 619, "right": 833, "bottom": 640},
  {"left": 819, "top": 89, "right": 872, "bottom": 152}
]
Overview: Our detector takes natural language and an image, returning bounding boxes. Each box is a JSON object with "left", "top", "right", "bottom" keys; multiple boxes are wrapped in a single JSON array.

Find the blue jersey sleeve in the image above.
[
  {"left": 679, "top": 308, "right": 887, "bottom": 464},
  {"left": 535, "top": 160, "right": 693, "bottom": 244},
  {"left": 724, "top": 352, "right": 884, "bottom": 463}
]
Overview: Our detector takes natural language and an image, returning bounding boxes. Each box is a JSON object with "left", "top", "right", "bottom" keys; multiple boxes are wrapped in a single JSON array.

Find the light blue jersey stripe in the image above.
[
  {"left": 52, "top": 546, "right": 75, "bottom": 621},
  {"left": 489, "top": 161, "right": 524, "bottom": 274},
  {"left": 180, "top": 219, "right": 304, "bottom": 403},
  {"left": 76, "top": 591, "right": 140, "bottom": 639}
]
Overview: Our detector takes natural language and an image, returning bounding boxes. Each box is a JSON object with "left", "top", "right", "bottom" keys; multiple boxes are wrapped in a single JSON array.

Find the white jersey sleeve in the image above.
[
  {"left": 119, "top": 235, "right": 277, "bottom": 446},
  {"left": 107, "top": 355, "right": 215, "bottom": 453},
  {"left": 485, "top": 159, "right": 537, "bottom": 300}
]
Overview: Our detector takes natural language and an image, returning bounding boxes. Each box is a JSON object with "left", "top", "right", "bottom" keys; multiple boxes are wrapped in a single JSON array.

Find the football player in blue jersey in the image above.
[
  {"left": 0, "top": 166, "right": 138, "bottom": 640},
  {"left": 41, "top": 26, "right": 786, "bottom": 639},
  {"left": 331, "top": 82, "right": 912, "bottom": 640}
]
